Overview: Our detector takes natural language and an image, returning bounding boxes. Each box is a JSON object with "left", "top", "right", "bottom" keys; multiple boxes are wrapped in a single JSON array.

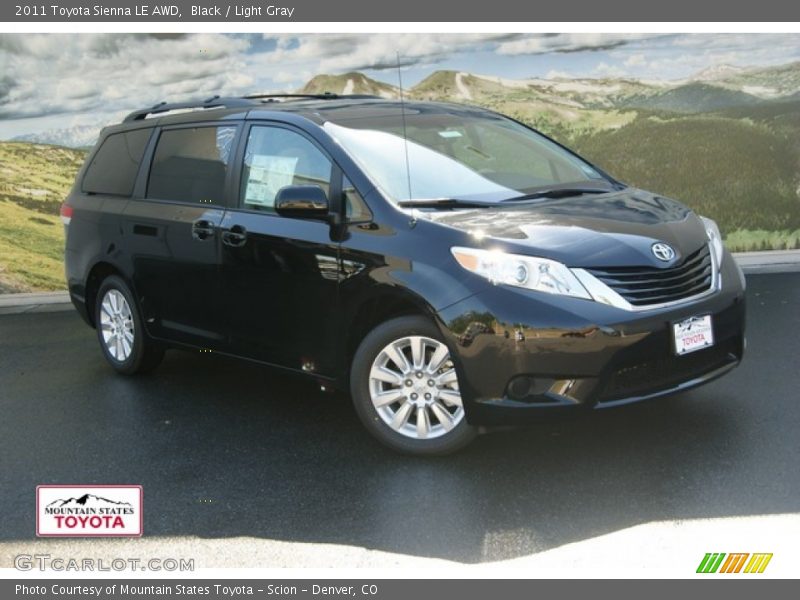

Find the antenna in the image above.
[{"left": 396, "top": 52, "right": 413, "bottom": 202}]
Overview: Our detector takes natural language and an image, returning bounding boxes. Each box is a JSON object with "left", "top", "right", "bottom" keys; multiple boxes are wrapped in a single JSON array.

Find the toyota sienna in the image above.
[{"left": 62, "top": 94, "right": 746, "bottom": 454}]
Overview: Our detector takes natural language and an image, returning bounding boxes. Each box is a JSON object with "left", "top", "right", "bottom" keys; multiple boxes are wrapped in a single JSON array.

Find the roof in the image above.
[{"left": 112, "top": 94, "right": 494, "bottom": 131}]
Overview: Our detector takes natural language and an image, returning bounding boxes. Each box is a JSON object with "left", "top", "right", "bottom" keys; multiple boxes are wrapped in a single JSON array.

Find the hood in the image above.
[{"left": 421, "top": 189, "right": 709, "bottom": 268}]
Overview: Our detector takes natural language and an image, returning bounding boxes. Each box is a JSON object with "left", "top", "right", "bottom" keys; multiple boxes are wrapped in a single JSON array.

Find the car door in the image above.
[
  {"left": 220, "top": 122, "right": 341, "bottom": 375},
  {"left": 125, "top": 122, "right": 239, "bottom": 348}
]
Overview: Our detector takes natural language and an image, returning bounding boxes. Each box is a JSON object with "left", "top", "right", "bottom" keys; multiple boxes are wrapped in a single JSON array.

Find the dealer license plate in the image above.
[{"left": 673, "top": 315, "right": 714, "bottom": 355}]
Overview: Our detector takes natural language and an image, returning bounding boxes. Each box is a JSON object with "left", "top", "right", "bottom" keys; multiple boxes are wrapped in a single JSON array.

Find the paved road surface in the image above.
[{"left": 1, "top": 273, "right": 798, "bottom": 566}]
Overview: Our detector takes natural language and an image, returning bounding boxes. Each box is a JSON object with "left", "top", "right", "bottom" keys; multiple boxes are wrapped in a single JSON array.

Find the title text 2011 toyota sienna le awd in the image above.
[{"left": 62, "top": 94, "right": 746, "bottom": 454}]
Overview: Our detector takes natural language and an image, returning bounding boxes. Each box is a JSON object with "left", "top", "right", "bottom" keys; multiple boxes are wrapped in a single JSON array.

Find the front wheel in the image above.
[
  {"left": 351, "top": 316, "right": 477, "bottom": 455},
  {"left": 94, "top": 275, "right": 164, "bottom": 375}
]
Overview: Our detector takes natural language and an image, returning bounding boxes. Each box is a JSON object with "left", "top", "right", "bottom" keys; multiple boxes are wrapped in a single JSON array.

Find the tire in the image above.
[
  {"left": 351, "top": 315, "right": 477, "bottom": 455},
  {"left": 94, "top": 275, "right": 164, "bottom": 375}
]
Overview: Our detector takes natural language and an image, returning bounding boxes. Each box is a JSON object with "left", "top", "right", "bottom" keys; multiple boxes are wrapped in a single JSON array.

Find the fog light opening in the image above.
[
  {"left": 507, "top": 376, "right": 560, "bottom": 403},
  {"left": 507, "top": 376, "right": 532, "bottom": 400}
]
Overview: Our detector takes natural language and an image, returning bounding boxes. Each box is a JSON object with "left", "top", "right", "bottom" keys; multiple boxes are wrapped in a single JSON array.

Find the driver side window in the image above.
[{"left": 240, "top": 125, "right": 333, "bottom": 212}]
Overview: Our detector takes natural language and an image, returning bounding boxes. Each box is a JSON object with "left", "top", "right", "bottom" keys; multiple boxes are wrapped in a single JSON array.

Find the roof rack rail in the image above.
[
  {"left": 243, "top": 92, "right": 339, "bottom": 100},
  {"left": 123, "top": 95, "right": 254, "bottom": 122},
  {"left": 242, "top": 92, "right": 381, "bottom": 100},
  {"left": 122, "top": 92, "right": 384, "bottom": 122}
]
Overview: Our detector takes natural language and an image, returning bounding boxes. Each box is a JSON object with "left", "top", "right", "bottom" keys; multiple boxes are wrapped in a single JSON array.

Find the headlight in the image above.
[
  {"left": 451, "top": 247, "right": 591, "bottom": 299},
  {"left": 700, "top": 216, "right": 724, "bottom": 265}
]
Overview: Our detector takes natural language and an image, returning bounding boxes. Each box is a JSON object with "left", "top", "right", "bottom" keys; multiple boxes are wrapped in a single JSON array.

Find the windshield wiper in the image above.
[
  {"left": 397, "top": 186, "right": 620, "bottom": 209},
  {"left": 500, "top": 186, "right": 616, "bottom": 203},
  {"left": 397, "top": 198, "right": 495, "bottom": 209}
]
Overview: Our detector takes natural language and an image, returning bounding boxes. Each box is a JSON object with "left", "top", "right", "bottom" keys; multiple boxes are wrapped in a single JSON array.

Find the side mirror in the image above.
[{"left": 274, "top": 185, "right": 330, "bottom": 220}]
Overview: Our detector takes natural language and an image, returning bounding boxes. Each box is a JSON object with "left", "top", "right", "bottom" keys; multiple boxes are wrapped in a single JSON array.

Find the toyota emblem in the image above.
[{"left": 652, "top": 242, "right": 676, "bottom": 262}]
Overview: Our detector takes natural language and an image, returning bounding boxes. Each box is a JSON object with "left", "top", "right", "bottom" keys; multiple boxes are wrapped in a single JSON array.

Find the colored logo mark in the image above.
[{"left": 696, "top": 553, "right": 773, "bottom": 574}]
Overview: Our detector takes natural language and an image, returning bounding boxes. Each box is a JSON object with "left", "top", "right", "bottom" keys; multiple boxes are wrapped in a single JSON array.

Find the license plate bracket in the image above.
[{"left": 672, "top": 315, "right": 714, "bottom": 356}]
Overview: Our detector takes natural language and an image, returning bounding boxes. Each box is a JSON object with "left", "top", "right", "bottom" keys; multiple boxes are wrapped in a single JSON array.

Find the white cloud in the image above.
[
  {"left": 271, "top": 69, "right": 314, "bottom": 84},
  {"left": 624, "top": 54, "right": 647, "bottom": 67},
  {"left": 0, "top": 33, "right": 252, "bottom": 120},
  {"left": 2, "top": 32, "right": 800, "bottom": 142},
  {"left": 593, "top": 62, "right": 627, "bottom": 78},
  {"left": 258, "top": 33, "right": 512, "bottom": 73},
  {"left": 545, "top": 70, "right": 575, "bottom": 80},
  {"left": 496, "top": 33, "right": 664, "bottom": 56}
]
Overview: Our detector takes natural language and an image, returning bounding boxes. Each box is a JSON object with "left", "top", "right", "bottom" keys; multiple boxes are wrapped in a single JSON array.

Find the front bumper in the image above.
[{"left": 436, "top": 254, "right": 746, "bottom": 426}]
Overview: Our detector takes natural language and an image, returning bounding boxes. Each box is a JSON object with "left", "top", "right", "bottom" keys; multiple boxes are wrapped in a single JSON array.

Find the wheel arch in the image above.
[
  {"left": 84, "top": 261, "right": 129, "bottom": 328},
  {"left": 343, "top": 288, "right": 442, "bottom": 380}
]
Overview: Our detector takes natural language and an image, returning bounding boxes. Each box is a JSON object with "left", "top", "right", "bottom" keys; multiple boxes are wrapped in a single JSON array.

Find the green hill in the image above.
[
  {"left": 572, "top": 114, "right": 800, "bottom": 236},
  {"left": 715, "top": 61, "right": 800, "bottom": 97},
  {"left": 623, "top": 83, "right": 761, "bottom": 113},
  {"left": 0, "top": 142, "right": 86, "bottom": 291},
  {"left": 301, "top": 72, "right": 398, "bottom": 97},
  {"left": 411, "top": 70, "right": 507, "bottom": 101}
]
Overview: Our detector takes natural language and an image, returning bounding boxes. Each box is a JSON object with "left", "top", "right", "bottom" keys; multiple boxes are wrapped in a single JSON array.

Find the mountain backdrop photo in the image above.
[{"left": 1, "top": 33, "right": 799, "bottom": 292}]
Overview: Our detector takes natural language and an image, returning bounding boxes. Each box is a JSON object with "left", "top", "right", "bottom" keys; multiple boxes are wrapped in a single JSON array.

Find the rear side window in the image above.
[
  {"left": 147, "top": 125, "right": 237, "bottom": 205},
  {"left": 82, "top": 129, "right": 151, "bottom": 196}
]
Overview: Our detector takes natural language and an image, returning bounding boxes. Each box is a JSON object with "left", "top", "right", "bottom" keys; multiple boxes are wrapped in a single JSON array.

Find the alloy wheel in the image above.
[
  {"left": 368, "top": 335, "right": 464, "bottom": 439},
  {"left": 99, "top": 289, "right": 135, "bottom": 362}
]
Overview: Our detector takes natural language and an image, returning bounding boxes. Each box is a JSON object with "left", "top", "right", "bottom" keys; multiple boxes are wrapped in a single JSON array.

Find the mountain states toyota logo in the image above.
[{"left": 36, "top": 485, "right": 142, "bottom": 537}]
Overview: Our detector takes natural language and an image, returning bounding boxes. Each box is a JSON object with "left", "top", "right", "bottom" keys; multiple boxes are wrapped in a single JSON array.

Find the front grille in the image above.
[
  {"left": 586, "top": 245, "right": 713, "bottom": 307},
  {"left": 599, "top": 339, "right": 739, "bottom": 403}
]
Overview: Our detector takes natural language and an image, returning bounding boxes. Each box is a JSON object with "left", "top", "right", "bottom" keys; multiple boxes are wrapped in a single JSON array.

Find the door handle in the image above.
[
  {"left": 222, "top": 225, "right": 248, "bottom": 247},
  {"left": 192, "top": 219, "right": 216, "bottom": 241}
]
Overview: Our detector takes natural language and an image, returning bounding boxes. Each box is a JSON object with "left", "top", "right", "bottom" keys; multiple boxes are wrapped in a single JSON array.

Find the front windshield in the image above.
[{"left": 323, "top": 107, "right": 610, "bottom": 203}]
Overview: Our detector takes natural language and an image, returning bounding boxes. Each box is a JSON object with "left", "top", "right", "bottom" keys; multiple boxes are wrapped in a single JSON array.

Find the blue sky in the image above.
[{"left": 1, "top": 33, "right": 799, "bottom": 139}]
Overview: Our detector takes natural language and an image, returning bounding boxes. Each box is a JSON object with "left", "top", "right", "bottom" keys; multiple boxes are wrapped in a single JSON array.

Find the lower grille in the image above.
[
  {"left": 586, "top": 244, "right": 713, "bottom": 307},
  {"left": 599, "top": 339, "right": 740, "bottom": 403}
]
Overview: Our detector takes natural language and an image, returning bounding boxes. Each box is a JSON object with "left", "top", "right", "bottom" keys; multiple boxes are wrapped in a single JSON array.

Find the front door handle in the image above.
[
  {"left": 222, "top": 224, "right": 248, "bottom": 247},
  {"left": 192, "top": 219, "right": 216, "bottom": 241}
]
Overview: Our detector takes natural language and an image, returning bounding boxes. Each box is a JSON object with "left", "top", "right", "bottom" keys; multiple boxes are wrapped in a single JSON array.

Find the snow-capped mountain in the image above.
[
  {"left": 13, "top": 124, "right": 101, "bottom": 149},
  {"left": 690, "top": 64, "right": 747, "bottom": 81}
]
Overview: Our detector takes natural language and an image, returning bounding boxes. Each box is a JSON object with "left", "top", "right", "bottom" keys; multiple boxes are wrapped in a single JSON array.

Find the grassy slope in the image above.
[
  {"left": 622, "top": 83, "right": 760, "bottom": 113},
  {"left": 302, "top": 72, "right": 398, "bottom": 97},
  {"left": 0, "top": 142, "right": 86, "bottom": 291},
  {"left": 0, "top": 141, "right": 85, "bottom": 211},
  {"left": 0, "top": 200, "right": 66, "bottom": 291},
  {"left": 571, "top": 113, "right": 799, "bottom": 233}
]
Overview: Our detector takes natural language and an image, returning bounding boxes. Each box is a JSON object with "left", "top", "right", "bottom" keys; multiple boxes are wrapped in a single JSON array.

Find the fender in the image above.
[{"left": 66, "top": 195, "right": 136, "bottom": 328}]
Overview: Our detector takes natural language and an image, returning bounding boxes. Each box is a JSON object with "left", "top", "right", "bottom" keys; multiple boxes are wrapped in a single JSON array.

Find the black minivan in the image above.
[{"left": 63, "top": 94, "right": 746, "bottom": 454}]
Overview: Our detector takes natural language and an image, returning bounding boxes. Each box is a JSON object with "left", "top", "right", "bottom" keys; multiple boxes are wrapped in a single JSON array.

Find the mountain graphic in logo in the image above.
[{"left": 46, "top": 493, "right": 132, "bottom": 508}]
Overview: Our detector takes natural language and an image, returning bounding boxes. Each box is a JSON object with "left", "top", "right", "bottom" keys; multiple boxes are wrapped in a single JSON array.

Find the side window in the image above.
[
  {"left": 147, "top": 125, "right": 236, "bottom": 204},
  {"left": 82, "top": 129, "right": 151, "bottom": 196},
  {"left": 343, "top": 176, "right": 372, "bottom": 223},
  {"left": 240, "top": 125, "right": 333, "bottom": 212}
]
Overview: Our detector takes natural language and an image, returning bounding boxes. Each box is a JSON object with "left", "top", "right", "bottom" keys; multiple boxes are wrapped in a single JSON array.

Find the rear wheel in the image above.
[
  {"left": 351, "top": 316, "right": 477, "bottom": 455},
  {"left": 94, "top": 275, "right": 164, "bottom": 375}
]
